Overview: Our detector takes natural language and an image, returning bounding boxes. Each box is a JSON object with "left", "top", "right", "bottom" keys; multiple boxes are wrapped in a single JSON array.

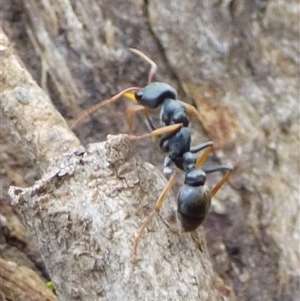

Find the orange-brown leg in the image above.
[
  {"left": 129, "top": 123, "right": 182, "bottom": 141},
  {"left": 211, "top": 170, "right": 232, "bottom": 197},
  {"left": 129, "top": 48, "right": 157, "bottom": 83},
  {"left": 126, "top": 105, "right": 150, "bottom": 131},
  {"left": 195, "top": 144, "right": 214, "bottom": 167},
  {"left": 131, "top": 173, "right": 176, "bottom": 263},
  {"left": 71, "top": 87, "right": 140, "bottom": 129},
  {"left": 178, "top": 101, "right": 199, "bottom": 120}
]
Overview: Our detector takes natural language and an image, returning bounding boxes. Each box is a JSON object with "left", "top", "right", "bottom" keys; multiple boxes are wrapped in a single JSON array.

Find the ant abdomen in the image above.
[{"left": 177, "top": 183, "right": 211, "bottom": 232}]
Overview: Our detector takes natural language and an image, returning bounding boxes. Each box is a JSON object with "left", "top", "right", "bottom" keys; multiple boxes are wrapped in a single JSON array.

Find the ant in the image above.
[{"left": 71, "top": 48, "right": 232, "bottom": 262}]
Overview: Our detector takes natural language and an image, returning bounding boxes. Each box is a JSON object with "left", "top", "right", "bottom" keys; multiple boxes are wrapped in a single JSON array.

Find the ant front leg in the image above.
[
  {"left": 131, "top": 173, "right": 176, "bottom": 263},
  {"left": 126, "top": 105, "right": 150, "bottom": 131}
]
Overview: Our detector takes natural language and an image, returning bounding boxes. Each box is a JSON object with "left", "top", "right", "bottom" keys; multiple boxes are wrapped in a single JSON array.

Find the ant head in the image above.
[
  {"left": 135, "top": 82, "right": 177, "bottom": 109},
  {"left": 182, "top": 152, "right": 196, "bottom": 171},
  {"left": 184, "top": 168, "right": 206, "bottom": 186}
]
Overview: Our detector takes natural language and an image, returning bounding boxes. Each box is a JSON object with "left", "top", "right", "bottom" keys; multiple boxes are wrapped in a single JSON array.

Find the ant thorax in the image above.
[{"left": 159, "top": 98, "right": 189, "bottom": 127}]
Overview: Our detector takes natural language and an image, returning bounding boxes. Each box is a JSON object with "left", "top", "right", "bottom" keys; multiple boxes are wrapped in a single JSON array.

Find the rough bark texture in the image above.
[
  {"left": 0, "top": 0, "right": 299, "bottom": 301},
  {"left": 0, "top": 29, "right": 81, "bottom": 173}
]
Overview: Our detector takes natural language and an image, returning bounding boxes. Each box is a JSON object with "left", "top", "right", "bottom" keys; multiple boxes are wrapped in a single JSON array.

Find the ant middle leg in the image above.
[{"left": 131, "top": 173, "right": 176, "bottom": 262}]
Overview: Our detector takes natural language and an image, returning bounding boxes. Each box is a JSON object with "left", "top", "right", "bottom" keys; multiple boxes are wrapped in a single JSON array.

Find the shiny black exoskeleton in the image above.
[{"left": 177, "top": 165, "right": 232, "bottom": 232}]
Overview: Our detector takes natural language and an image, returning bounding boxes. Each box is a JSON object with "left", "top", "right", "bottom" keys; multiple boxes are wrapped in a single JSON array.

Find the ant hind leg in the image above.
[
  {"left": 201, "top": 165, "right": 233, "bottom": 197},
  {"left": 131, "top": 173, "right": 176, "bottom": 263},
  {"left": 211, "top": 169, "right": 232, "bottom": 197},
  {"left": 190, "top": 141, "right": 213, "bottom": 154},
  {"left": 195, "top": 144, "right": 214, "bottom": 167}
]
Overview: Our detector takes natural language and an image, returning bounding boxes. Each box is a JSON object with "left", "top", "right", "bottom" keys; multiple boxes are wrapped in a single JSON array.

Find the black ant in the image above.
[{"left": 71, "top": 48, "right": 232, "bottom": 262}]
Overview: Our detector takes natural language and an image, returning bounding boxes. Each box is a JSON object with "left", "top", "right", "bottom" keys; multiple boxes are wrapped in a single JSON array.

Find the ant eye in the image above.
[{"left": 135, "top": 91, "right": 143, "bottom": 101}]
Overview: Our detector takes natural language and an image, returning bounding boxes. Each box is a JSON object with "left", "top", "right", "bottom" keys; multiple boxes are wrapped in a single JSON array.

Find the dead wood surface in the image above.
[{"left": 0, "top": 1, "right": 299, "bottom": 301}]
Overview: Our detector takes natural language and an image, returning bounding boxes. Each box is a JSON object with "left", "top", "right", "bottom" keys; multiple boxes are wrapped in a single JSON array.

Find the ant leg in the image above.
[
  {"left": 202, "top": 166, "right": 233, "bottom": 197},
  {"left": 190, "top": 141, "right": 213, "bottom": 154},
  {"left": 163, "top": 155, "right": 175, "bottom": 178},
  {"left": 126, "top": 105, "right": 150, "bottom": 131},
  {"left": 178, "top": 101, "right": 199, "bottom": 120},
  {"left": 129, "top": 48, "right": 157, "bottom": 83},
  {"left": 190, "top": 232, "right": 204, "bottom": 252},
  {"left": 195, "top": 144, "right": 214, "bottom": 167},
  {"left": 131, "top": 173, "right": 176, "bottom": 262},
  {"left": 71, "top": 87, "right": 140, "bottom": 129},
  {"left": 144, "top": 116, "right": 157, "bottom": 132},
  {"left": 129, "top": 123, "right": 182, "bottom": 141},
  {"left": 211, "top": 170, "right": 232, "bottom": 197}
]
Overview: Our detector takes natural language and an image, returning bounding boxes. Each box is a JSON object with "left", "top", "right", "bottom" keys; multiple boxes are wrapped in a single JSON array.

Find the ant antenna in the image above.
[{"left": 129, "top": 48, "right": 157, "bottom": 83}]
